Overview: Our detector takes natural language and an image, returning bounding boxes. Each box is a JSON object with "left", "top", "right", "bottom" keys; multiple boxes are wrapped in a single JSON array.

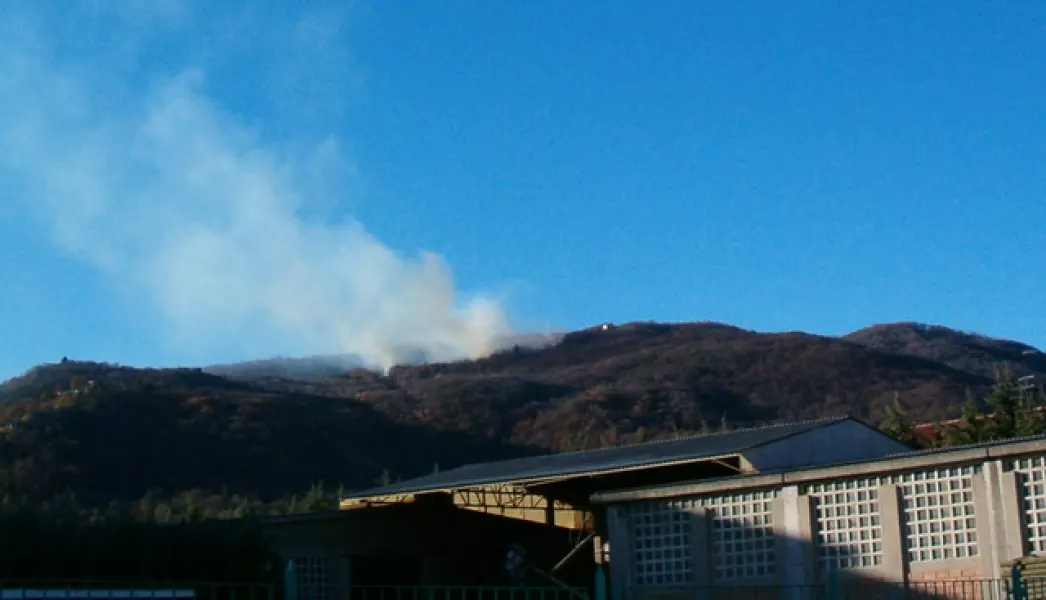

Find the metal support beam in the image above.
[
  {"left": 339, "top": 484, "right": 590, "bottom": 529},
  {"left": 552, "top": 532, "right": 595, "bottom": 573}
]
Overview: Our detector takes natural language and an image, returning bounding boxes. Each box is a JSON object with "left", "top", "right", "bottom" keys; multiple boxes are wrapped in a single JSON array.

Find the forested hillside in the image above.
[{"left": 1, "top": 320, "right": 1042, "bottom": 523}]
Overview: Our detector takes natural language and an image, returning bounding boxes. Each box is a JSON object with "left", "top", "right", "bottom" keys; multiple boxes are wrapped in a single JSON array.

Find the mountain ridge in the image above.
[{"left": 0, "top": 320, "right": 1042, "bottom": 508}]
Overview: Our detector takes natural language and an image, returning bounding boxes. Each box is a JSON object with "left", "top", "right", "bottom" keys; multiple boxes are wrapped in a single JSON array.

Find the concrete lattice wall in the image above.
[{"left": 609, "top": 449, "right": 1046, "bottom": 600}]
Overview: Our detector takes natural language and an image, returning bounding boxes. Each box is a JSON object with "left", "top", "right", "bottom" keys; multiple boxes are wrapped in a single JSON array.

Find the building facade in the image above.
[
  {"left": 593, "top": 437, "right": 1046, "bottom": 599},
  {"left": 267, "top": 417, "right": 1046, "bottom": 600}
]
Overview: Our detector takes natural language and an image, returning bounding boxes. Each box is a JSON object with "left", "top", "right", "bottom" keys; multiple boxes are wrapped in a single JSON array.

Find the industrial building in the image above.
[{"left": 264, "top": 416, "right": 1046, "bottom": 600}]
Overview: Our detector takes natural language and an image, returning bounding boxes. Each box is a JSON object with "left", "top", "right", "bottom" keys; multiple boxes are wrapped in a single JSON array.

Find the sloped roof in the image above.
[
  {"left": 590, "top": 430, "right": 1046, "bottom": 504},
  {"left": 343, "top": 415, "right": 855, "bottom": 500}
]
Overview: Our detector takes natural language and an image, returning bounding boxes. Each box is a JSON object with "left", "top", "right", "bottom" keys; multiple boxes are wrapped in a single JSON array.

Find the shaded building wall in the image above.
[
  {"left": 265, "top": 504, "right": 592, "bottom": 600},
  {"left": 742, "top": 420, "right": 912, "bottom": 472},
  {"left": 604, "top": 446, "right": 1046, "bottom": 600}
]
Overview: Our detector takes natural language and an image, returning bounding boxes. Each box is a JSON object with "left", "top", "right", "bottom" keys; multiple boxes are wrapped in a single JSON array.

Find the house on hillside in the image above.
[
  {"left": 912, "top": 405, "right": 1046, "bottom": 444},
  {"left": 263, "top": 415, "right": 1046, "bottom": 600}
]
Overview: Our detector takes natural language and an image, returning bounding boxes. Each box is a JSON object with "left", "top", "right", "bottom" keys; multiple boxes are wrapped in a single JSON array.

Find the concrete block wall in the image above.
[{"left": 613, "top": 450, "right": 1046, "bottom": 600}]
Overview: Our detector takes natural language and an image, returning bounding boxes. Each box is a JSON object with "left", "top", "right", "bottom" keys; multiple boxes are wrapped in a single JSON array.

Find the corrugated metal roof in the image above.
[
  {"left": 589, "top": 430, "right": 1046, "bottom": 504},
  {"left": 343, "top": 416, "right": 854, "bottom": 500}
]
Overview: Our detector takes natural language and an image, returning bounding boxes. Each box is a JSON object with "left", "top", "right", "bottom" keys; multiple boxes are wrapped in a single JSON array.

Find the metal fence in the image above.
[
  {"left": 644, "top": 576, "right": 1046, "bottom": 600},
  {"left": 899, "top": 576, "right": 1046, "bottom": 600},
  {"left": 347, "top": 586, "right": 588, "bottom": 600},
  {"left": 0, "top": 582, "right": 274, "bottom": 600},
  {"left": 6, "top": 576, "right": 1044, "bottom": 600}
]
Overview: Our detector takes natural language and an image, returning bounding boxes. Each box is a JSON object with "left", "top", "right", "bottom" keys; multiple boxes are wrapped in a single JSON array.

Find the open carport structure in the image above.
[{"left": 264, "top": 417, "right": 908, "bottom": 600}]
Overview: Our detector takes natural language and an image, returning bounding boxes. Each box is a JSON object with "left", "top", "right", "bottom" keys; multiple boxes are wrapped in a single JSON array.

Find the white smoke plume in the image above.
[{"left": 0, "top": 2, "right": 514, "bottom": 370}]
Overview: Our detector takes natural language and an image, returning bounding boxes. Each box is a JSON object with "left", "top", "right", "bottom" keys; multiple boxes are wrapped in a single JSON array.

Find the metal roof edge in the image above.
[
  {"left": 340, "top": 452, "right": 749, "bottom": 501},
  {"left": 735, "top": 414, "right": 865, "bottom": 454},
  {"left": 341, "top": 415, "right": 855, "bottom": 501},
  {"left": 590, "top": 432, "right": 1046, "bottom": 504},
  {"left": 568, "top": 414, "right": 853, "bottom": 449}
]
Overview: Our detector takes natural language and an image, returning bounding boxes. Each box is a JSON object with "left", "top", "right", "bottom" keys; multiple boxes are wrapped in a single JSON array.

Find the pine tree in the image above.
[
  {"left": 184, "top": 496, "right": 203, "bottom": 522},
  {"left": 879, "top": 394, "right": 917, "bottom": 446},
  {"left": 377, "top": 468, "right": 392, "bottom": 486},
  {"left": 299, "top": 482, "right": 328, "bottom": 512},
  {"left": 232, "top": 498, "right": 251, "bottom": 519},
  {"left": 929, "top": 423, "right": 947, "bottom": 448},
  {"left": 1016, "top": 382, "right": 1046, "bottom": 437},
  {"left": 984, "top": 368, "right": 1020, "bottom": 440},
  {"left": 943, "top": 393, "right": 984, "bottom": 446}
]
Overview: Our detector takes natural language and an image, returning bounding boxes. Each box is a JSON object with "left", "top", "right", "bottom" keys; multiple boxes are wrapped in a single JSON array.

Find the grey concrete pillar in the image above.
[
  {"left": 690, "top": 506, "right": 713, "bottom": 598},
  {"left": 999, "top": 471, "right": 1029, "bottom": 561},
  {"left": 877, "top": 484, "right": 907, "bottom": 583},
  {"left": 980, "top": 461, "right": 1005, "bottom": 575},
  {"left": 606, "top": 505, "right": 633, "bottom": 600},
  {"left": 332, "top": 556, "right": 351, "bottom": 600},
  {"left": 284, "top": 561, "right": 299, "bottom": 600},
  {"left": 774, "top": 487, "right": 817, "bottom": 590},
  {"left": 797, "top": 495, "right": 818, "bottom": 586},
  {"left": 974, "top": 471, "right": 1000, "bottom": 578},
  {"left": 593, "top": 536, "right": 609, "bottom": 600},
  {"left": 977, "top": 460, "right": 1027, "bottom": 577}
]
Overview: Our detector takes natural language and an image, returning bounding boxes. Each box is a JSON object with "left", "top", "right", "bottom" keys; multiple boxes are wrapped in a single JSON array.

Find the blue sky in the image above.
[{"left": 0, "top": 1, "right": 1044, "bottom": 379}]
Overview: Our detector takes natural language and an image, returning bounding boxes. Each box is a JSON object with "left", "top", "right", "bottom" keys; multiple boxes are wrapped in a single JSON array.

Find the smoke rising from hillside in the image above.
[{"left": 0, "top": 3, "right": 513, "bottom": 370}]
